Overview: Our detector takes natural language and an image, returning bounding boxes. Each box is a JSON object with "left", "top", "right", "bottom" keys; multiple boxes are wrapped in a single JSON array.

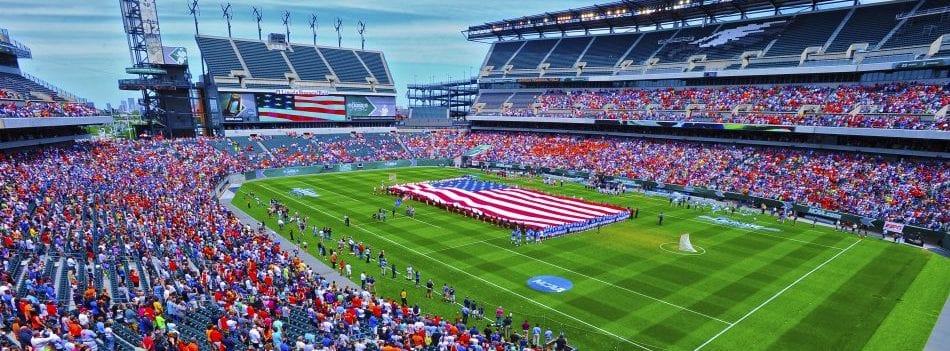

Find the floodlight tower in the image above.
[
  {"left": 187, "top": 0, "right": 200, "bottom": 36},
  {"left": 221, "top": 3, "right": 233, "bottom": 37},
  {"left": 308, "top": 14, "right": 318, "bottom": 47},
  {"left": 252, "top": 7, "right": 263, "bottom": 40},
  {"left": 187, "top": 0, "right": 206, "bottom": 79},
  {"left": 282, "top": 11, "right": 291, "bottom": 43},
  {"left": 334, "top": 17, "right": 343, "bottom": 48},
  {"left": 118, "top": 0, "right": 195, "bottom": 137},
  {"left": 358, "top": 20, "right": 366, "bottom": 50}
]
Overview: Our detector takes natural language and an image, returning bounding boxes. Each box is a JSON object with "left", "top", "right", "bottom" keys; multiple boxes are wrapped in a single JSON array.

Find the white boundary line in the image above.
[
  {"left": 291, "top": 179, "right": 446, "bottom": 229},
  {"left": 482, "top": 241, "right": 734, "bottom": 325},
  {"left": 693, "top": 239, "right": 861, "bottom": 350},
  {"left": 420, "top": 237, "right": 498, "bottom": 255},
  {"left": 296, "top": 174, "right": 819, "bottom": 327},
  {"left": 253, "top": 182, "right": 657, "bottom": 351}
]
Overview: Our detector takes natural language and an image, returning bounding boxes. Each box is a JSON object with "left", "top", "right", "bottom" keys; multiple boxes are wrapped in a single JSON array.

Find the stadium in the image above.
[{"left": 0, "top": 0, "right": 949, "bottom": 350}]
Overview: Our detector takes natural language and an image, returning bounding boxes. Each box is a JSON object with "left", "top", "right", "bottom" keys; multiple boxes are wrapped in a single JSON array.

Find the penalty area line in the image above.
[
  {"left": 256, "top": 182, "right": 658, "bottom": 351},
  {"left": 693, "top": 239, "right": 861, "bottom": 350}
]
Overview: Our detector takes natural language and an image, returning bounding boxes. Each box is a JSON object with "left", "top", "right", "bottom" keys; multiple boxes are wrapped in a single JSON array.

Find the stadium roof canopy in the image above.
[{"left": 464, "top": 0, "right": 858, "bottom": 41}]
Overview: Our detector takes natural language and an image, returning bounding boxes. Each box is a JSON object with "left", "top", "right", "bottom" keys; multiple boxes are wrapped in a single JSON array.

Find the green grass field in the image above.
[{"left": 232, "top": 167, "right": 950, "bottom": 351}]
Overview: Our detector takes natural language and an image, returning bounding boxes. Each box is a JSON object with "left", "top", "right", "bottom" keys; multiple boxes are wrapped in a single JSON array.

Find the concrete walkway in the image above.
[
  {"left": 218, "top": 185, "right": 357, "bottom": 289},
  {"left": 925, "top": 293, "right": 950, "bottom": 351}
]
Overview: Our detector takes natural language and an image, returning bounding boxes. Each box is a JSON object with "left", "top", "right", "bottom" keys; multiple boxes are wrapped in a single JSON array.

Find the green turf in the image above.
[{"left": 231, "top": 167, "right": 950, "bottom": 350}]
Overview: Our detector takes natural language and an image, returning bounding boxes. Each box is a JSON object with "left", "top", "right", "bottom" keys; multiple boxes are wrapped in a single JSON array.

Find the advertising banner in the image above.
[
  {"left": 220, "top": 93, "right": 258, "bottom": 122},
  {"left": 163, "top": 46, "right": 187, "bottom": 65},
  {"left": 609, "top": 120, "right": 796, "bottom": 132},
  {"left": 883, "top": 221, "right": 905, "bottom": 234},
  {"left": 346, "top": 95, "right": 396, "bottom": 117}
]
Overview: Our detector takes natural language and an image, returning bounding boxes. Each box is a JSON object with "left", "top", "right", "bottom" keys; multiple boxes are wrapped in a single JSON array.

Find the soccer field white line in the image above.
[
  {"left": 420, "top": 237, "right": 499, "bottom": 255},
  {"left": 292, "top": 179, "right": 446, "bottom": 229},
  {"left": 617, "top": 197, "right": 847, "bottom": 251},
  {"left": 254, "top": 183, "right": 658, "bottom": 351},
  {"left": 481, "top": 240, "right": 735, "bottom": 325},
  {"left": 303, "top": 176, "right": 824, "bottom": 325},
  {"left": 692, "top": 239, "right": 861, "bottom": 350}
]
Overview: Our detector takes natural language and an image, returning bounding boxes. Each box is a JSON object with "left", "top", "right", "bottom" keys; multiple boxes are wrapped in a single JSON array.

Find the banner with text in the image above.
[{"left": 346, "top": 95, "right": 396, "bottom": 118}]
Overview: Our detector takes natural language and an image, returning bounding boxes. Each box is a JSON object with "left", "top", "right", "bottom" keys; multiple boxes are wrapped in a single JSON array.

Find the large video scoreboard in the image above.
[{"left": 220, "top": 89, "right": 396, "bottom": 123}]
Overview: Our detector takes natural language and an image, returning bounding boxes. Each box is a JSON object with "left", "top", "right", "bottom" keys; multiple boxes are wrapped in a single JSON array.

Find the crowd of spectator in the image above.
[
  {"left": 488, "top": 82, "right": 950, "bottom": 130},
  {"left": 401, "top": 132, "right": 948, "bottom": 230},
  {"left": 0, "top": 138, "right": 567, "bottom": 351},
  {"left": 215, "top": 133, "right": 412, "bottom": 169},
  {"left": 0, "top": 101, "right": 102, "bottom": 118}
]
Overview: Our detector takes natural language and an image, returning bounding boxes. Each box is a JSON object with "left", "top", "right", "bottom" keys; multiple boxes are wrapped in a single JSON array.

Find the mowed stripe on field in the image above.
[
  {"left": 240, "top": 168, "right": 896, "bottom": 350},
  {"left": 251, "top": 181, "right": 660, "bottom": 350},
  {"left": 693, "top": 239, "right": 861, "bottom": 350},
  {"left": 296, "top": 174, "right": 845, "bottom": 325},
  {"left": 295, "top": 177, "right": 734, "bottom": 325}
]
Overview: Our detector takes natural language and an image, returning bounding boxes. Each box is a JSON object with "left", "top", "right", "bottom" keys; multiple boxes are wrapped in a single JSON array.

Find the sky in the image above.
[{"left": 0, "top": 0, "right": 595, "bottom": 107}]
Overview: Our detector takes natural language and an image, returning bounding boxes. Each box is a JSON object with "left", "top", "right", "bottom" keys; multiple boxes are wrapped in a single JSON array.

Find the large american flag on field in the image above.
[
  {"left": 256, "top": 94, "right": 347, "bottom": 122},
  {"left": 391, "top": 178, "right": 628, "bottom": 229}
]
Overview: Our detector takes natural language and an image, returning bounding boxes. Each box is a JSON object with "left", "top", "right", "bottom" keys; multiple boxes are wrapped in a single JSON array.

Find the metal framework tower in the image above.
[{"left": 118, "top": 0, "right": 195, "bottom": 137}]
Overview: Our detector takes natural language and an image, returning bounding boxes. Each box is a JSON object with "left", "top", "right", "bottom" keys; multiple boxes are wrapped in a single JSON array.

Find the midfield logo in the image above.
[
  {"left": 527, "top": 275, "right": 574, "bottom": 293},
  {"left": 289, "top": 188, "right": 319, "bottom": 197},
  {"left": 698, "top": 215, "right": 780, "bottom": 232}
]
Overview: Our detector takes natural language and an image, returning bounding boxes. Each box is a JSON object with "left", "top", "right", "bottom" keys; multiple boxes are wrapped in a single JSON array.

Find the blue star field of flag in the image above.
[
  {"left": 431, "top": 178, "right": 510, "bottom": 192},
  {"left": 256, "top": 94, "right": 295, "bottom": 110}
]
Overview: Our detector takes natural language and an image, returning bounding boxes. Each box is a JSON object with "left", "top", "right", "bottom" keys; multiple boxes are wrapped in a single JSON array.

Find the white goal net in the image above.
[{"left": 679, "top": 233, "right": 697, "bottom": 253}]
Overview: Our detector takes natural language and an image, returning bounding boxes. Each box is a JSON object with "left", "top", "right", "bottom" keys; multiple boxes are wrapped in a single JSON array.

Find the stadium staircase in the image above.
[
  {"left": 395, "top": 132, "right": 413, "bottom": 157},
  {"left": 255, "top": 140, "right": 277, "bottom": 159},
  {"left": 877, "top": 0, "right": 928, "bottom": 50}
]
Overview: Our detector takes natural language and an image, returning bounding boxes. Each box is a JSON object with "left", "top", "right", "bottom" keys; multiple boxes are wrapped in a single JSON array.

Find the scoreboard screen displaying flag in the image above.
[{"left": 219, "top": 92, "right": 396, "bottom": 123}]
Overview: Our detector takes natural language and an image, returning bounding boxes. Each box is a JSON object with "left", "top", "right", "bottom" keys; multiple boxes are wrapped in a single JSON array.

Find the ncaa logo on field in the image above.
[{"left": 527, "top": 276, "right": 573, "bottom": 293}]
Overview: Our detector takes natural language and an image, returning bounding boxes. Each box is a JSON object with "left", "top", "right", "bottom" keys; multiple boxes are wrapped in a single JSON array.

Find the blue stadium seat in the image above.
[
  {"left": 544, "top": 37, "right": 592, "bottom": 68},
  {"left": 882, "top": 6, "right": 950, "bottom": 49},
  {"left": 622, "top": 31, "right": 673, "bottom": 65},
  {"left": 484, "top": 41, "right": 524, "bottom": 68},
  {"left": 233, "top": 40, "right": 292, "bottom": 80},
  {"left": 580, "top": 34, "right": 640, "bottom": 67},
  {"left": 827, "top": 1, "right": 916, "bottom": 52},
  {"left": 286, "top": 45, "right": 333, "bottom": 82},
  {"left": 196, "top": 36, "right": 244, "bottom": 77},
  {"left": 767, "top": 9, "right": 849, "bottom": 56},
  {"left": 356, "top": 51, "right": 393, "bottom": 84},
  {"left": 318, "top": 48, "right": 372, "bottom": 83},
  {"left": 507, "top": 39, "right": 558, "bottom": 69}
]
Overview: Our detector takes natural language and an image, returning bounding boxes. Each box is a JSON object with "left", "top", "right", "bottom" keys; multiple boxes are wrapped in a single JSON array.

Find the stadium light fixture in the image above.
[
  {"left": 253, "top": 7, "right": 263, "bottom": 41},
  {"left": 282, "top": 11, "right": 291, "bottom": 44},
  {"left": 334, "top": 17, "right": 343, "bottom": 48},
  {"left": 309, "top": 14, "right": 318, "bottom": 47},
  {"left": 220, "top": 3, "right": 233, "bottom": 38},
  {"left": 358, "top": 20, "right": 366, "bottom": 50}
]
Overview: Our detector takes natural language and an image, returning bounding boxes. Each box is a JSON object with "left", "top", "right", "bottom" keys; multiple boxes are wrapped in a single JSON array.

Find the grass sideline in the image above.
[{"left": 231, "top": 167, "right": 950, "bottom": 350}]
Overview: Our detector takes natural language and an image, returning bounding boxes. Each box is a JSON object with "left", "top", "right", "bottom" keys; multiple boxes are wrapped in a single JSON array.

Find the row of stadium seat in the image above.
[
  {"left": 196, "top": 36, "right": 393, "bottom": 85},
  {"left": 481, "top": 0, "right": 948, "bottom": 74},
  {"left": 473, "top": 82, "right": 950, "bottom": 130}
]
